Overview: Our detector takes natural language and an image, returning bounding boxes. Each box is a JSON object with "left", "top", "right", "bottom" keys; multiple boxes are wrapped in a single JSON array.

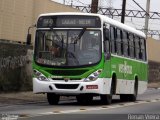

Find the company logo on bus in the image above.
[
  {"left": 119, "top": 61, "right": 132, "bottom": 75},
  {"left": 64, "top": 78, "right": 70, "bottom": 82}
]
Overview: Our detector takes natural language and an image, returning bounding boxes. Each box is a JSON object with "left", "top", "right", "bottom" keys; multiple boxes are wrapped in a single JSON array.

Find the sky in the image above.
[{"left": 51, "top": 0, "right": 160, "bottom": 39}]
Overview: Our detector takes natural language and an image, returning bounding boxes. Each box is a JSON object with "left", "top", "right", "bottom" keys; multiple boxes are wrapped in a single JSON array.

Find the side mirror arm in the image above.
[{"left": 26, "top": 24, "right": 36, "bottom": 45}]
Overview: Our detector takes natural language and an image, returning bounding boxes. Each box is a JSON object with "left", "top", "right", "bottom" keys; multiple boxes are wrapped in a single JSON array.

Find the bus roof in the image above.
[{"left": 38, "top": 12, "right": 146, "bottom": 38}]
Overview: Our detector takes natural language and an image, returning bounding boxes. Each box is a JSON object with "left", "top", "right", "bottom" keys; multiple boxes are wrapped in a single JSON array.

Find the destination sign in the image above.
[{"left": 37, "top": 15, "right": 101, "bottom": 28}]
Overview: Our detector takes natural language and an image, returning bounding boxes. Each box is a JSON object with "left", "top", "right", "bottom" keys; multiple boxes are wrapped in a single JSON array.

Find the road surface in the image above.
[{"left": 0, "top": 88, "right": 160, "bottom": 120}]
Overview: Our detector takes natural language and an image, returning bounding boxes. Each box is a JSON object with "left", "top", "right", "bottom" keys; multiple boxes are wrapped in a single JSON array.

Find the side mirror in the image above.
[
  {"left": 26, "top": 34, "right": 31, "bottom": 45},
  {"left": 26, "top": 24, "right": 36, "bottom": 45}
]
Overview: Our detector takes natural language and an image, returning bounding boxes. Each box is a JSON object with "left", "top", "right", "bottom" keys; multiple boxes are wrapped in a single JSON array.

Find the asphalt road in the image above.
[
  {"left": 0, "top": 88, "right": 160, "bottom": 120},
  {"left": 20, "top": 101, "right": 160, "bottom": 120}
]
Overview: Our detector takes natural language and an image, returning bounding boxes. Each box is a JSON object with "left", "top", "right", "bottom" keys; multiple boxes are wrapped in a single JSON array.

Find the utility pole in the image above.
[
  {"left": 91, "top": 0, "right": 99, "bottom": 13},
  {"left": 144, "top": 0, "right": 150, "bottom": 36},
  {"left": 121, "top": 0, "right": 126, "bottom": 23}
]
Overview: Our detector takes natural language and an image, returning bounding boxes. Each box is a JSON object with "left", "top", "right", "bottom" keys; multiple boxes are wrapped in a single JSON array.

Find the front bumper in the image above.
[{"left": 33, "top": 78, "right": 111, "bottom": 95}]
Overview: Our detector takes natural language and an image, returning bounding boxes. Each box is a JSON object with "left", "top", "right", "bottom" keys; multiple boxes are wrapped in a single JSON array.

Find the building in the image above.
[
  {"left": 147, "top": 38, "right": 160, "bottom": 83},
  {"left": 147, "top": 38, "right": 160, "bottom": 62},
  {"left": 0, "top": 0, "right": 80, "bottom": 44}
]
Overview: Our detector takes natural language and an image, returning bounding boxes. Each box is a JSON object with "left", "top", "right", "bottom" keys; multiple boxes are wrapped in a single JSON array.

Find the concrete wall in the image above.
[
  {"left": 148, "top": 61, "right": 160, "bottom": 83},
  {"left": 0, "top": 42, "right": 33, "bottom": 91},
  {"left": 147, "top": 38, "right": 160, "bottom": 83},
  {"left": 147, "top": 38, "right": 160, "bottom": 63}
]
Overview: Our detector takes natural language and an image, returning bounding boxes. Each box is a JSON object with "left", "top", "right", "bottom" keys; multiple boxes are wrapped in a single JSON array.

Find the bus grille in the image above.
[
  {"left": 52, "top": 78, "right": 81, "bottom": 80},
  {"left": 55, "top": 84, "right": 79, "bottom": 89},
  {"left": 46, "top": 70, "right": 88, "bottom": 76}
]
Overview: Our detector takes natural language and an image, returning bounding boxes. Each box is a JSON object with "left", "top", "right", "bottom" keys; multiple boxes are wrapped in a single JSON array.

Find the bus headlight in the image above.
[
  {"left": 84, "top": 69, "right": 102, "bottom": 82},
  {"left": 33, "top": 69, "right": 49, "bottom": 81}
]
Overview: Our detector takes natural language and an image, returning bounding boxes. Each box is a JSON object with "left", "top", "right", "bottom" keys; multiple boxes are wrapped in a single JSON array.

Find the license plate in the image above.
[{"left": 86, "top": 85, "right": 98, "bottom": 89}]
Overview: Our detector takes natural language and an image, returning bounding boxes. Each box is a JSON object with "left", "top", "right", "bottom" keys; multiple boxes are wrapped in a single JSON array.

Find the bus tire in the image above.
[
  {"left": 129, "top": 79, "right": 138, "bottom": 101},
  {"left": 47, "top": 93, "right": 60, "bottom": 105}
]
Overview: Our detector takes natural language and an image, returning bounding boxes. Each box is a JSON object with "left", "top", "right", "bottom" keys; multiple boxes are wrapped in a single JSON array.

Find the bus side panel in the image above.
[{"left": 110, "top": 55, "right": 148, "bottom": 94}]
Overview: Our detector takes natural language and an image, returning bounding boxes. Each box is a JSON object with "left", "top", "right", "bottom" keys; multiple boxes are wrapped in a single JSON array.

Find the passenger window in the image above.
[
  {"left": 140, "top": 38, "right": 146, "bottom": 61},
  {"left": 103, "top": 27, "right": 110, "bottom": 53},
  {"left": 122, "top": 31, "right": 128, "bottom": 57},
  {"left": 110, "top": 26, "right": 116, "bottom": 53},
  {"left": 135, "top": 36, "right": 140, "bottom": 59},
  {"left": 116, "top": 29, "right": 122, "bottom": 55},
  {"left": 128, "top": 34, "right": 135, "bottom": 58}
]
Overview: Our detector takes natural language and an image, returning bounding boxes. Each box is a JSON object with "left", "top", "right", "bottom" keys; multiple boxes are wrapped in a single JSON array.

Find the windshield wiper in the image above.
[
  {"left": 72, "top": 28, "right": 87, "bottom": 51},
  {"left": 49, "top": 27, "right": 62, "bottom": 43},
  {"left": 74, "top": 28, "right": 87, "bottom": 44}
]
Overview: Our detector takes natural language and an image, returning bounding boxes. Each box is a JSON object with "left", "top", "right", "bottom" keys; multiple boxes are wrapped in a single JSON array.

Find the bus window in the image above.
[
  {"left": 140, "top": 38, "right": 146, "bottom": 61},
  {"left": 135, "top": 36, "right": 140, "bottom": 59},
  {"left": 103, "top": 27, "right": 110, "bottom": 53},
  {"left": 116, "top": 29, "right": 122, "bottom": 55},
  {"left": 128, "top": 34, "right": 135, "bottom": 58},
  {"left": 123, "top": 31, "right": 128, "bottom": 57},
  {"left": 110, "top": 26, "right": 116, "bottom": 53}
]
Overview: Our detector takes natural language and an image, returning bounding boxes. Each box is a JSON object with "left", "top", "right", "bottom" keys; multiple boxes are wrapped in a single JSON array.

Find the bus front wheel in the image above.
[{"left": 47, "top": 93, "right": 60, "bottom": 105}]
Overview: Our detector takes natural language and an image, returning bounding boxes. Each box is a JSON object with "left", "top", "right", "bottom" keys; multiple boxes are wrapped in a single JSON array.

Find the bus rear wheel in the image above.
[
  {"left": 47, "top": 93, "right": 60, "bottom": 105},
  {"left": 129, "top": 79, "right": 138, "bottom": 101}
]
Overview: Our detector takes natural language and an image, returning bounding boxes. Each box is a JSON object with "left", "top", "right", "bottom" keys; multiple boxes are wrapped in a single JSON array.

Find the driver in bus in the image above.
[{"left": 49, "top": 44, "right": 60, "bottom": 57}]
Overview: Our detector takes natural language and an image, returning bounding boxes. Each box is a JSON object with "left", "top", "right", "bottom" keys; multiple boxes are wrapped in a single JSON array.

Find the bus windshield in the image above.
[{"left": 35, "top": 29, "right": 101, "bottom": 67}]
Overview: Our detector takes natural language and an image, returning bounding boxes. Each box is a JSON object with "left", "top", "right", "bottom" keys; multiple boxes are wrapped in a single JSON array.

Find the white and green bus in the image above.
[{"left": 31, "top": 12, "right": 148, "bottom": 105}]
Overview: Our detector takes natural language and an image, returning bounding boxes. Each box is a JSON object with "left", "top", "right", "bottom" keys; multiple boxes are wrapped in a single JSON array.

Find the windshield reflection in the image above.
[{"left": 35, "top": 29, "right": 101, "bottom": 67}]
